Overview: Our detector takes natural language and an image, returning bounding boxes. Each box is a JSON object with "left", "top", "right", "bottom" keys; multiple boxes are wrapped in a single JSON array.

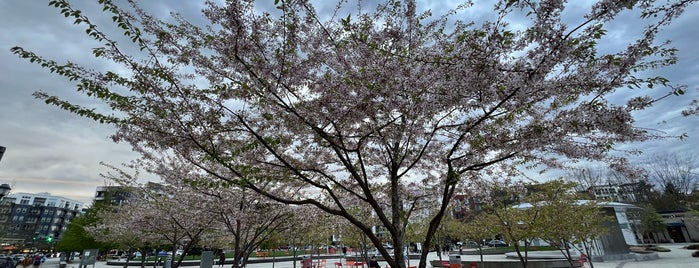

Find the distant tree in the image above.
[
  {"left": 630, "top": 180, "right": 657, "bottom": 205},
  {"left": 566, "top": 168, "right": 607, "bottom": 193},
  {"left": 689, "top": 192, "right": 699, "bottom": 211},
  {"left": 56, "top": 212, "right": 113, "bottom": 254},
  {"left": 282, "top": 205, "right": 324, "bottom": 267},
  {"left": 13, "top": 1, "right": 699, "bottom": 267},
  {"left": 91, "top": 163, "right": 225, "bottom": 268},
  {"left": 488, "top": 184, "right": 542, "bottom": 268},
  {"left": 478, "top": 180, "right": 608, "bottom": 268},
  {"left": 632, "top": 204, "right": 666, "bottom": 243},
  {"left": 341, "top": 217, "right": 375, "bottom": 263},
  {"left": 205, "top": 186, "right": 292, "bottom": 268},
  {"left": 650, "top": 182, "right": 686, "bottom": 211},
  {"left": 606, "top": 169, "right": 642, "bottom": 186},
  {"left": 494, "top": 205, "right": 538, "bottom": 267},
  {"left": 449, "top": 213, "right": 498, "bottom": 266},
  {"left": 645, "top": 154, "right": 698, "bottom": 195},
  {"left": 86, "top": 201, "right": 159, "bottom": 268},
  {"left": 56, "top": 192, "right": 117, "bottom": 254},
  {"left": 529, "top": 180, "right": 607, "bottom": 268}
]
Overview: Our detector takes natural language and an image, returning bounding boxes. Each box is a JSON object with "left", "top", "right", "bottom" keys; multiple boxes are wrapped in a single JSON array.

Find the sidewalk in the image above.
[
  {"left": 40, "top": 244, "right": 698, "bottom": 268},
  {"left": 583, "top": 243, "right": 697, "bottom": 268}
]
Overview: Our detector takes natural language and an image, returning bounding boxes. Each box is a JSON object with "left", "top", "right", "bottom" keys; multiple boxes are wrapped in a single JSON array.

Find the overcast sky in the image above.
[{"left": 1, "top": 1, "right": 698, "bottom": 205}]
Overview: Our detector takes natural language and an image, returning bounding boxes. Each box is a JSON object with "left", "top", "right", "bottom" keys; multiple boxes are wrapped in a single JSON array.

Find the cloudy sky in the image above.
[{"left": 1, "top": 1, "right": 698, "bottom": 205}]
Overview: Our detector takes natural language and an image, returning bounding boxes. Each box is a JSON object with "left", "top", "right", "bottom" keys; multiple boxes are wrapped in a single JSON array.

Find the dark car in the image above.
[
  {"left": 1, "top": 257, "right": 16, "bottom": 268},
  {"left": 486, "top": 240, "right": 508, "bottom": 247}
]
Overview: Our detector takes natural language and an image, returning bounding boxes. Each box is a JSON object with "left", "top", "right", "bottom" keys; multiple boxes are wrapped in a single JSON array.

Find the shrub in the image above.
[
  {"left": 691, "top": 250, "right": 699, "bottom": 258},
  {"left": 645, "top": 245, "right": 671, "bottom": 252},
  {"left": 686, "top": 244, "right": 699, "bottom": 250}
]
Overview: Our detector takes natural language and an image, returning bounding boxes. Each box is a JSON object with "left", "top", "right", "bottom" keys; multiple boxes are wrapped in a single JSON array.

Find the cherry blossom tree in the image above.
[
  {"left": 11, "top": 0, "right": 699, "bottom": 267},
  {"left": 123, "top": 187, "right": 218, "bottom": 268},
  {"left": 202, "top": 186, "right": 293, "bottom": 268},
  {"left": 86, "top": 201, "right": 160, "bottom": 268},
  {"left": 133, "top": 154, "right": 297, "bottom": 268},
  {"left": 92, "top": 163, "right": 223, "bottom": 268}
]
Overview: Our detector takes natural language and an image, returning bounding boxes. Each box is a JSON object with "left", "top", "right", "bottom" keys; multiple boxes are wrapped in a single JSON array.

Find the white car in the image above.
[
  {"left": 372, "top": 248, "right": 394, "bottom": 256},
  {"left": 486, "top": 240, "right": 508, "bottom": 247},
  {"left": 166, "top": 249, "right": 184, "bottom": 257}
]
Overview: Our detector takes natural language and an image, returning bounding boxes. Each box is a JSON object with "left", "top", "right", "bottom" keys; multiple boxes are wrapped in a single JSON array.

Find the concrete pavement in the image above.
[
  {"left": 584, "top": 243, "right": 697, "bottom": 268},
  {"left": 39, "top": 244, "right": 698, "bottom": 268}
]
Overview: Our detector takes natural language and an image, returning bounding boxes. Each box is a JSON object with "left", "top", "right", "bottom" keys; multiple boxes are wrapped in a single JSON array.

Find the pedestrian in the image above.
[
  {"left": 32, "top": 255, "right": 41, "bottom": 268},
  {"left": 218, "top": 251, "right": 226, "bottom": 267},
  {"left": 21, "top": 256, "right": 32, "bottom": 268},
  {"left": 341, "top": 246, "right": 347, "bottom": 258},
  {"left": 368, "top": 256, "right": 380, "bottom": 268}
]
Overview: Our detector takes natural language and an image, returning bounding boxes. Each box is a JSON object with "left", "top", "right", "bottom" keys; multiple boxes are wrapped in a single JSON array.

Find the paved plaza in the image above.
[{"left": 41, "top": 244, "right": 697, "bottom": 268}]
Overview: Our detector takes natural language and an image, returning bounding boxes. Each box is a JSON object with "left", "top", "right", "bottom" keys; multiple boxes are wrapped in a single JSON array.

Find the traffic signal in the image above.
[{"left": 46, "top": 236, "right": 52, "bottom": 243}]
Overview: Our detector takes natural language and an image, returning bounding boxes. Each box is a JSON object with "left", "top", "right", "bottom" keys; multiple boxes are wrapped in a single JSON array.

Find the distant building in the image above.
[
  {"left": 0, "top": 192, "right": 84, "bottom": 247},
  {"left": 94, "top": 186, "right": 137, "bottom": 206},
  {"left": 451, "top": 194, "right": 483, "bottom": 221},
  {"left": 646, "top": 210, "right": 699, "bottom": 243},
  {"left": 587, "top": 182, "right": 650, "bottom": 203},
  {"left": 94, "top": 182, "right": 167, "bottom": 206}
]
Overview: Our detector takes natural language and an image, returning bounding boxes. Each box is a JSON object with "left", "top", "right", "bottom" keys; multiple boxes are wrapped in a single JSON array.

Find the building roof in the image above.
[
  {"left": 6, "top": 191, "right": 85, "bottom": 210},
  {"left": 512, "top": 200, "right": 639, "bottom": 209}
]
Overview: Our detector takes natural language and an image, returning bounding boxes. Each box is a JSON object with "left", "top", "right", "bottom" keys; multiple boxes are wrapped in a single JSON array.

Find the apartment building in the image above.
[
  {"left": 0, "top": 192, "right": 84, "bottom": 246},
  {"left": 587, "top": 182, "right": 650, "bottom": 203}
]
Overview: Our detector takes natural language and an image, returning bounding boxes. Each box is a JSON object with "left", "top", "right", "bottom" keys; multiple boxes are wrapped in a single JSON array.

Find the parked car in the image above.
[
  {"left": 486, "top": 240, "right": 508, "bottom": 247},
  {"left": 165, "top": 249, "right": 184, "bottom": 257},
  {"left": 461, "top": 241, "right": 480, "bottom": 248},
  {"left": 11, "top": 254, "right": 25, "bottom": 265},
  {"left": 164, "top": 249, "right": 184, "bottom": 257},
  {"left": 0, "top": 257, "right": 15, "bottom": 268}
]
